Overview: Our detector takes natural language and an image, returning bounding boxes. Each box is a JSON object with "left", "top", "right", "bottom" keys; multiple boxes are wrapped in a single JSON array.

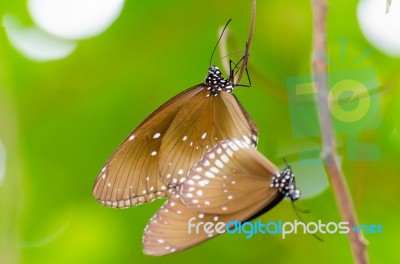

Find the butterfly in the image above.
[
  {"left": 92, "top": 62, "right": 258, "bottom": 208},
  {"left": 142, "top": 139, "right": 301, "bottom": 256}
]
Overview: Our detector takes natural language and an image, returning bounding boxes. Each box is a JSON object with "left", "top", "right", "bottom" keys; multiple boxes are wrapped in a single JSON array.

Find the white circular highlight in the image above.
[
  {"left": 283, "top": 158, "right": 329, "bottom": 199},
  {"left": 28, "top": 0, "right": 125, "bottom": 40},
  {"left": 3, "top": 15, "right": 76, "bottom": 61},
  {"left": 357, "top": 0, "right": 400, "bottom": 56}
]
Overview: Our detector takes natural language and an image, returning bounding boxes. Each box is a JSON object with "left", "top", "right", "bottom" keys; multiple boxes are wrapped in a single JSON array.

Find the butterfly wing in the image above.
[
  {"left": 143, "top": 140, "right": 282, "bottom": 256},
  {"left": 232, "top": 94, "right": 258, "bottom": 144},
  {"left": 93, "top": 85, "right": 258, "bottom": 208},
  {"left": 92, "top": 85, "right": 205, "bottom": 208},
  {"left": 158, "top": 91, "right": 258, "bottom": 188},
  {"left": 142, "top": 189, "right": 271, "bottom": 256},
  {"left": 180, "top": 139, "right": 281, "bottom": 214}
]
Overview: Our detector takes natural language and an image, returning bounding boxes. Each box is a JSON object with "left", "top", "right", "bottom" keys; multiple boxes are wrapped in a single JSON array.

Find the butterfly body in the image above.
[{"left": 205, "top": 66, "right": 234, "bottom": 94}]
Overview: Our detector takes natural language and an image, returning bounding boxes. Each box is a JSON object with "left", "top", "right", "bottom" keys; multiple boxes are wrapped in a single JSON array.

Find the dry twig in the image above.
[
  {"left": 236, "top": 0, "right": 256, "bottom": 84},
  {"left": 311, "top": 0, "right": 368, "bottom": 263},
  {"left": 218, "top": 0, "right": 256, "bottom": 83}
]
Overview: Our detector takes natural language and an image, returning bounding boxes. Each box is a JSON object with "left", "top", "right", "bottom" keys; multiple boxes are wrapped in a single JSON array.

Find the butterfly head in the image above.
[
  {"left": 270, "top": 164, "right": 301, "bottom": 201},
  {"left": 205, "top": 66, "right": 234, "bottom": 94}
]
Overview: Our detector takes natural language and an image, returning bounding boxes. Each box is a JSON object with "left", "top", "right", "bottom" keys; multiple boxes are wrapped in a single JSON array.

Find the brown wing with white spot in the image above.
[
  {"left": 180, "top": 139, "right": 281, "bottom": 214},
  {"left": 142, "top": 189, "right": 269, "bottom": 256},
  {"left": 92, "top": 85, "right": 205, "bottom": 208},
  {"left": 143, "top": 140, "right": 300, "bottom": 256},
  {"left": 158, "top": 91, "right": 258, "bottom": 189}
]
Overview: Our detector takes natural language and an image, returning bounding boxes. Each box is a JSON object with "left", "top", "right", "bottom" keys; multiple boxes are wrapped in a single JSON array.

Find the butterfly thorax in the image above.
[
  {"left": 270, "top": 166, "right": 301, "bottom": 201},
  {"left": 204, "top": 66, "right": 234, "bottom": 96}
]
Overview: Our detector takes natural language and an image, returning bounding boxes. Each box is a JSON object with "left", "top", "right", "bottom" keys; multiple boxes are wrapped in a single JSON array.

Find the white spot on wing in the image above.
[
  {"left": 243, "top": 135, "right": 251, "bottom": 144},
  {"left": 210, "top": 167, "right": 219, "bottom": 173},
  {"left": 215, "top": 160, "right": 224, "bottom": 168},
  {"left": 229, "top": 142, "right": 239, "bottom": 151},
  {"left": 205, "top": 171, "right": 215, "bottom": 179},
  {"left": 187, "top": 179, "right": 195, "bottom": 185},
  {"left": 153, "top": 133, "right": 161, "bottom": 139},
  {"left": 198, "top": 179, "right": 209, "bottom": 186},
  {"left": 221, "top": 154, "right": 229, "bottom": 163},
  {"left": 226, "top": 148, "right": 233, "bottom": 157},
  {"left": 129, "top": 135, "right": 135, "bottom": 141}
]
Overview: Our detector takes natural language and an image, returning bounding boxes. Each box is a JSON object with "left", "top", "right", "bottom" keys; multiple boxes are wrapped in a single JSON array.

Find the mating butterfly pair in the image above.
[{"left": 92, "top": 44, "right": 301, "bottom": 255}]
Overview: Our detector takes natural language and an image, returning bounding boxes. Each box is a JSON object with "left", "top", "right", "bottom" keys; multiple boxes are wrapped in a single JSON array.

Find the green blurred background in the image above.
[{"left": 1, "top": 0, "right": 399, "bottom": 263}]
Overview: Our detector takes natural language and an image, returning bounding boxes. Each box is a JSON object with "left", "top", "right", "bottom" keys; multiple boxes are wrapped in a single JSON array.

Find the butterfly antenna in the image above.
[
  {"left": 282, "top": 157, "right": 292, "bottom": 171},
  {"left": 291, "top": 202, "right": 324, "bottom": 242},
  {"left": 219, "top": 49, "right": 246, "bottom": 61},
  {"left": 209, "top": 19, "right": 232, "bottom": 66}
]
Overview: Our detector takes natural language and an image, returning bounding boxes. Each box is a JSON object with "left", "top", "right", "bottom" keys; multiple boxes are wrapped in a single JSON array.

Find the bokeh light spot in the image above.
[
  {"left": 28, "top": 0, "right": 125, "bottom": 39},
  {"left": 289, "top": 159, "right": 329, "bottom": 199},
  {"left": 3, "top": 15, "right": 77, "bottom": 61},
  {"left": 357, "top": 0, "right": 400, "bottom": 56}
]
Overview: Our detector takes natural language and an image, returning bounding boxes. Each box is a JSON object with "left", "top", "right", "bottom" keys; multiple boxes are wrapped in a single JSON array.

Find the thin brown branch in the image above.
[
  {"left": 236, "top": 0, "right": 256, "bottom": 84},
  {"left": 218, "top": 0, "right": 255, "bottom": 83},
  {"left": 311, "top": 0, "right": 368, "bottom": 263}
]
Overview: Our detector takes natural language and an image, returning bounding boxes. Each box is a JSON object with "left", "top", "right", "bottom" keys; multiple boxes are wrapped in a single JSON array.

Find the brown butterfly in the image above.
[
  {"left": 92, "top": 61, "right": 258, "bottom": 208},
  {"left": 142, "top": 139, "right": 300, "bottom": 256}
]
